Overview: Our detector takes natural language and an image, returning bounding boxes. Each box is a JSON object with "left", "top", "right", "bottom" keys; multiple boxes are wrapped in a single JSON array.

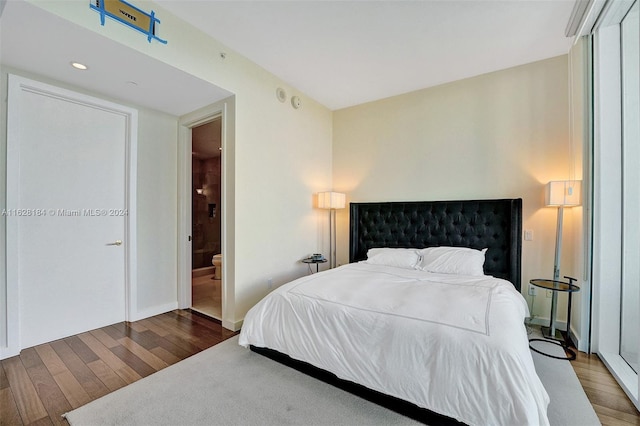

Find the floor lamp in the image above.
[
  {"left": 545, "top": 180, "right": 581, "bottom": 340},
  {"left": 317, "top": 191, "right": 346, "bottom": 269}
]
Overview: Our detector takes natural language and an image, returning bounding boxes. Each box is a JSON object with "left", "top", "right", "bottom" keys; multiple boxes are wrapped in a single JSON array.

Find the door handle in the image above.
[{"left": 106, "top": 240, "right": 123, "bottom": 246}]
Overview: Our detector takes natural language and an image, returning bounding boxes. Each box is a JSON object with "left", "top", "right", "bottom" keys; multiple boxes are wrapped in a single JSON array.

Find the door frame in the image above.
[
  {"left": 177, "top": 97, "right": 236, "bottom": 330},
  {"left": 2, "top": 74, "right": 138, "bottom": 359}
]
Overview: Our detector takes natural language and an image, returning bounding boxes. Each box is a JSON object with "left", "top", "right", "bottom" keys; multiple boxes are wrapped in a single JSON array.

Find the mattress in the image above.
[{"left": 239, "top": 263, "right": 549, "bottom": 426}]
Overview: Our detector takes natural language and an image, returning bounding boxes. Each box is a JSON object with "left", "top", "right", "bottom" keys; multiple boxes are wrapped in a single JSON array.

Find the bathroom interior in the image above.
[{"left": 191, "top": 117, "right": 222, "bottom": 320}]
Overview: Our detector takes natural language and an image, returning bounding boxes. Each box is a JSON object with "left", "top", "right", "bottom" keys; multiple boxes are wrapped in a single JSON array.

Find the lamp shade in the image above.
[
  {"left": 317, "top": 191, "right": 346, "bottom": 209},
  {"left": 545, "top": 180, "right": 581, "bottom": 206}
]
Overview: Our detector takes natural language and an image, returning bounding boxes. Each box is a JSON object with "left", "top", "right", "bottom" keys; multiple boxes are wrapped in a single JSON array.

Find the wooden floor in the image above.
[
  {"left": 1, "top": 311, "right": 638, "bottom": 426},
  {"left": 571, "top": 351, "right": 640, "bottom": 425},
  {"left": 0, "top": 310, "right": 237, "bottom": 425}
]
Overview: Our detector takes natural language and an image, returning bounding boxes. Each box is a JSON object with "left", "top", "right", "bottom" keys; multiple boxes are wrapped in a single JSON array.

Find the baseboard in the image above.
[
  {"left": 130, "top": 302, "right": 179, "bottom": 322},
  {"left": 569, "top": 326, "right": 587, "bottom": 352},
  {"left": 223, "top": 318, "right": 243, "bottom": 332},
  {"left": 527, "top": 316, "right": 567, "bottom": 330},
  {"left": 528, "top": 317, "right": 587, "bottom": 352},
  {"left": 0, "top": 345, "right": 20, "bottom": 360}
]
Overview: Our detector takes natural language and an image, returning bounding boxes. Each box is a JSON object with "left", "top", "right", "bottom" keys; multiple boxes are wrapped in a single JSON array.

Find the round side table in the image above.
[
  {"left": 302, "top": 258, "right": 327, "bottom": 273},
  {"left": 529, "top": 277, "right": 580, "bottom": 360}
]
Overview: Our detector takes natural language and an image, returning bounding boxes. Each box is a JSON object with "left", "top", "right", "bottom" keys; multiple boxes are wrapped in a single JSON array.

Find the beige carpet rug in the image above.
[{"left": 65, "top": 334, "right": 600, "bottom": 425}]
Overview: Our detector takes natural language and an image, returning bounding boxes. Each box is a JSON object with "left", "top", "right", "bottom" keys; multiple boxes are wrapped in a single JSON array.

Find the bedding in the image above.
[
  {"left": 365, "top": 247, "right": 421, "bottom": 269},
  {"left": 239, "top": 262, "right": 549, "bottom": 426},
  {"left": 417, "top": 246, "right": 487, "bottom": 276}
]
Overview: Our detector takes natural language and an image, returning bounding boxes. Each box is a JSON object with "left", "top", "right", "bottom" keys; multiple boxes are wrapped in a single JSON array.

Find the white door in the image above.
[{"left": 6, "top": 75, "right": 136, "bottom": 350}]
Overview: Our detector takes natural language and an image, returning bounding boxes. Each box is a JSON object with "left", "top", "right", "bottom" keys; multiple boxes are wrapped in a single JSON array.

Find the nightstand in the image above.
[
  {"left": 302, "top": 258, "right": 327, "bottom": 273},
  {"left": 529, "top": 277, "right": 580, "bottom": 360}
]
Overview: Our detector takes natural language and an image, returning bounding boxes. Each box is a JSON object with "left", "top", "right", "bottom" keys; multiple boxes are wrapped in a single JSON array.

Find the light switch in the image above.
[{"left": 524, "top": 229, "right": 534, "bottom": 241}]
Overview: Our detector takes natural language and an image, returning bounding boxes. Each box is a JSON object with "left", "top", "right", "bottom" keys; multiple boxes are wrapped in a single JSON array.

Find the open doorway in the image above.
[
  {"left": 191, "top": 117, "right": 222, "bottom": 320},
  {"left": 178, "top": 97, "right": 236, "bottom": 331}
]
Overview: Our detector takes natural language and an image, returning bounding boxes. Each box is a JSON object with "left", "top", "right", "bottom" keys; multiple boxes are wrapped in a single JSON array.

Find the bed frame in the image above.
[{"left": 251, "top": 198, "right": 523, "bottom": 424}]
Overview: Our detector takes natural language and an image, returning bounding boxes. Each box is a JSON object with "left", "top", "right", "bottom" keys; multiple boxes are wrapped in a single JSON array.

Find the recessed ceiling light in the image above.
[{"left": 70, "top": 62, "right": 88, "bottom": 70}]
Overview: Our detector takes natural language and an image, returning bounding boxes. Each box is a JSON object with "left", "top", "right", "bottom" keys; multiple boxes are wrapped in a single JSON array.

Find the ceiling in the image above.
[
  {"left": 0, "top": 1, "right": 576, "bottom": 113},
  {"left": 157, "top": 0, "right": 577, "bottom": 110},
  {"left": 0, "top": 0, "right": 231, "bottom": 117}
]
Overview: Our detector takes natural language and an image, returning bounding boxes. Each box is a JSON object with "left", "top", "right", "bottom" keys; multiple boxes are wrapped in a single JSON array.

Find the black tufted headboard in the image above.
[{"left": 349, "top": 199, "right": 523, "bottom": 291}]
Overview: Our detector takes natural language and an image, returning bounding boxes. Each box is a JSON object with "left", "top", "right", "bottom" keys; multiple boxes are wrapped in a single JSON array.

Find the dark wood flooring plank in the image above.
[
  {"left": 49, "top": 341, "right": 109, "bottom": 400},
  {"left": 76, "top": 333, "right": 141, "bottom": 385},
  {"left": 149, "top": 347, "right": 181, "bottom": 366},
  {"left": 161, "top": 311, "right": 210, "bottom": 337},
  {"left": 572, "top": 365, "right": 621, "bottom": 386},
  {"left": 585, "top": 388, "right": 640, "bottom": 417},
  {"left": 34, "top": 345, "right": 90, "bottom": 410},
  {"left": 62, "top": 337, "right": 98, "bottom": 365},
  {"left": 23, "top": 363, "right": 71, "bottom": 426},
  {"left": 26, "top": 416, "right": 54, "bottom": 426},
  {"left": 153, "top": 335, "right": 196, "bottom": 360},
  {"left": 107, "top": 324, "right": 159, "bottom": 351},
  {"left": 177, "top": 310, "right": 223, "bottom": 333},
  {"left": 571, "top": 352, "right": 640, "bottom": 424},
  {"left": 592, "top": 403, "right": 640, "bottom": 425},
  {"left": 2, "top": 357, "right": 48, "bottom": 424},
  {"left": 580, "top": 376, "right": 633, "bottom": 399},
  {"left": 155, "top": 333, "right": 201, "bottom": 358},
  {"left": 85, "top": 360, "right": 126, "bottom": 392},
  {"left": 0, "top": 387, "right": 24, "bottom": 426},
  {"left": 127, "top": 322, "right": 148, "bottom": 333},
  {"left": 599, "top": 413, "right": 638, "bottom": 426},
  {"left": 88, "top": 329, "right": 119, "bottom": 349},
  {"left": 100, "top": 324, "right": 129, "bottom": 342},
  {"left": 48, "top": 370, "right": 91, "bottom": 411},
  {"left": 146, "top": 315, "right": 198, "bottom": 343},
  {"left": 108, "top": 346, "right": 155, "bottom": 378},
  {"left": 116, "top": 337, "right": 168, "bottom": 371},
  {"left": 32, "top": 347, "right": 65, "bottom": 378},
  {"left": 136, "top": 318, "right": 170, "bottom": 337},
  {"left": 168, "top": 311, "right": 222, "bottom": 339},
  {"left": 146, "top": 317, "right": 202, "bottom": 354},
  {"left": 152, "top": 315, "right": 221, "bottom": 350},
  {"left": 0, "top": 362, "right": 10, "bottom": 390},
  {"left": 17, "top": 349, "right": 42, "bottom": 371}
]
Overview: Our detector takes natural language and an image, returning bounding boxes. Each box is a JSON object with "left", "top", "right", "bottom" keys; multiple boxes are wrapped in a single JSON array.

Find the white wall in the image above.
[
  {"left": 333, "top": 56, "right": 582, "bottom": 330},
  {"left": 22, "top": 0, "right": 334, "bottom": 326},
  {"left": 0, "top": 66, "right": 8, "bottom": 348},
  {"left": 135, "top": 108, "right": 180, "bottom": 316},
  {"left": 568, "top": 37, "right": 589, "bottom": 350}
]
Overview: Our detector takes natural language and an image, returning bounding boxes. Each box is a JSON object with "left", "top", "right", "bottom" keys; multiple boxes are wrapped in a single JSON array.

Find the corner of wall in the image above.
[{"left": 0, "top": 69, "right": 8, "bottom": 349}]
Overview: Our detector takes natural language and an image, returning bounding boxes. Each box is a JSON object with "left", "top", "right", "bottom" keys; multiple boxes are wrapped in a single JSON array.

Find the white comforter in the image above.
[{"left": 239, "top": 263, "right": 550, "bottom": 426}]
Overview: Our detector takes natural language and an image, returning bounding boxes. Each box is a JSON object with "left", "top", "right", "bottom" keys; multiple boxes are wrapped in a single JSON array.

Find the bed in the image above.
[{"left": 239, "top": 199, "right": 549, "bottom": 425}]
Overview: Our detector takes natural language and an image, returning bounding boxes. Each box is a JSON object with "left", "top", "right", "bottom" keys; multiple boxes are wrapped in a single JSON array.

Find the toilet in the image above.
[{"left": 211, "top": 254, "right": 222, "bottom": 280}]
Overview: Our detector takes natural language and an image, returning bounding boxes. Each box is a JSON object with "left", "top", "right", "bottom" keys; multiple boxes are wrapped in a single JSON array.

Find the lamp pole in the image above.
[
  {"left": 548, "top": 205, "right": 564, "bottom": 339},
  {"left": 329, "top": 208, "right": 336, "bottom": 268},
  {"left": 317, "top": 191, "right": 345, "bottom": 270}
]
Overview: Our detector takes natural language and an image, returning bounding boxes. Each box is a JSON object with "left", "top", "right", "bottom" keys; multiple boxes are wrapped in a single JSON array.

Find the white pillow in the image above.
[
  {"left": 416, "top": 246, "right": 487, "bottom": 276},
  {"left": 365, "top": 248, "right": 421, "bottom": 269}
]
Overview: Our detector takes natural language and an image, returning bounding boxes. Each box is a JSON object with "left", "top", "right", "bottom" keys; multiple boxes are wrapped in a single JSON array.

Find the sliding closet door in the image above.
[
  {"left": 592, "top": 0, "right": 639, "bottom": 410},
  {"left": 620, "top": 0, "right": 639, "bottom": 375}
]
